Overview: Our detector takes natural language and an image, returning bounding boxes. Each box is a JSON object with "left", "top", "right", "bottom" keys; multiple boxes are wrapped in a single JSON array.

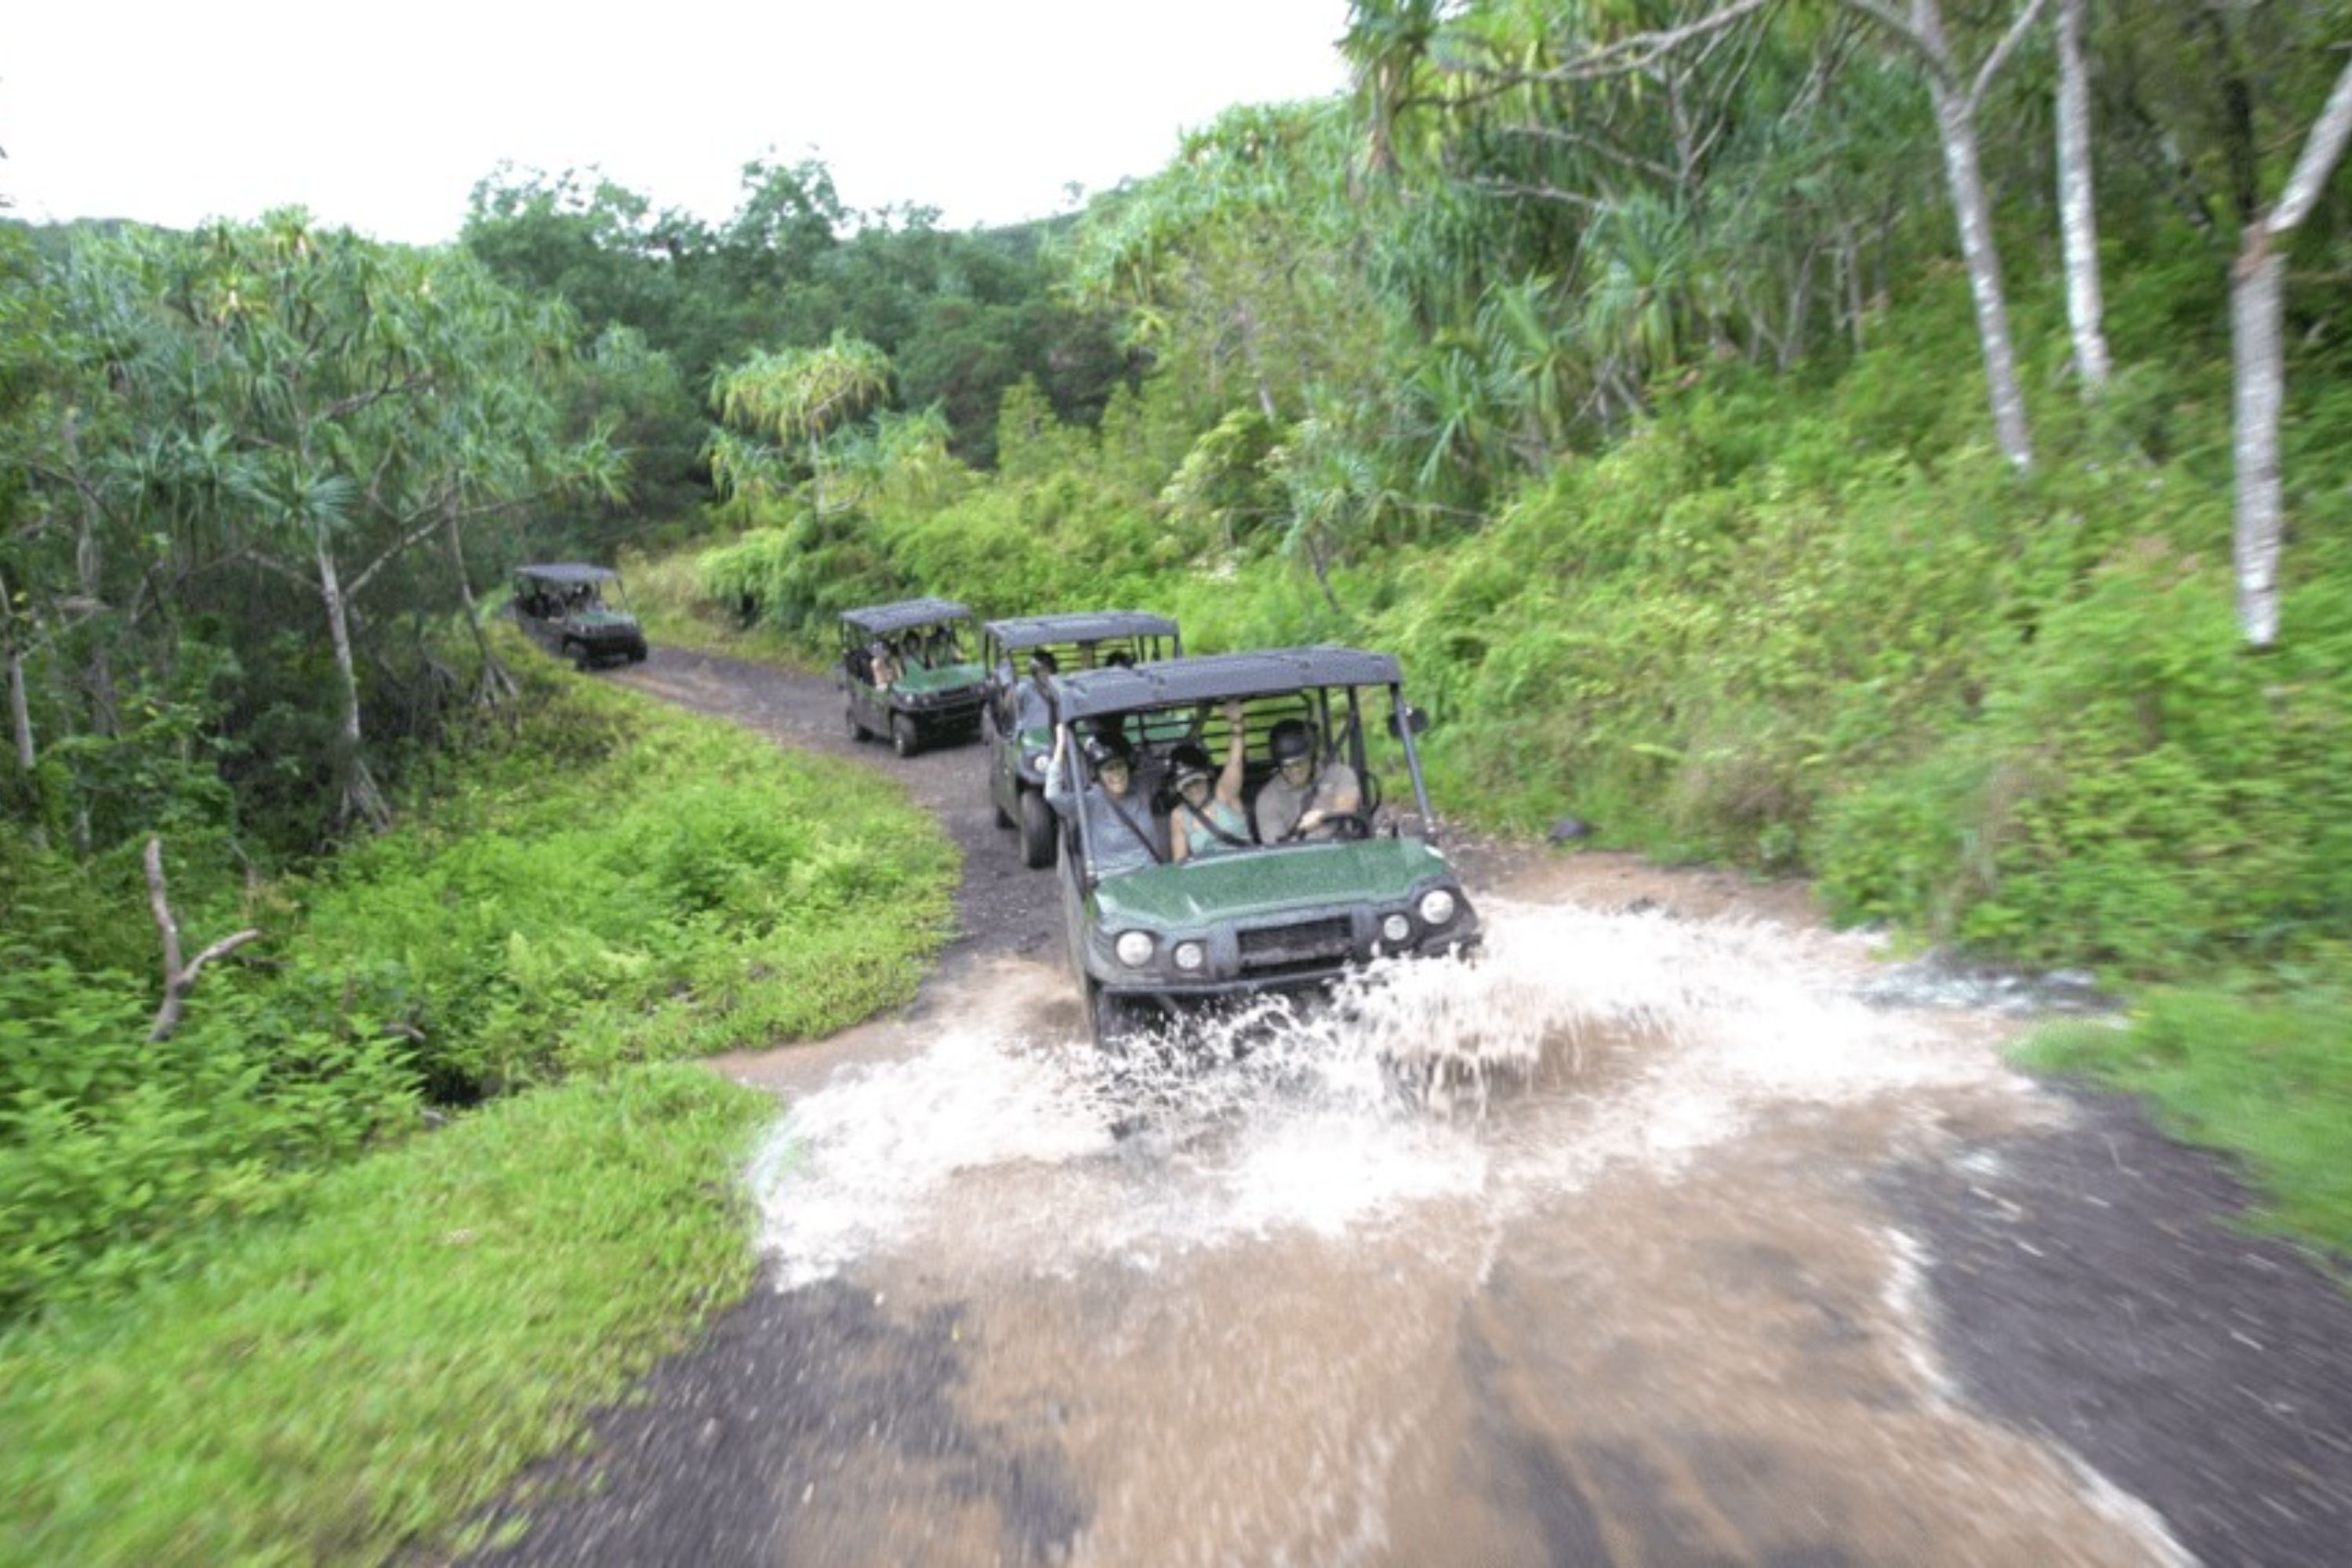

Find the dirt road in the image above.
[{"left": 469, "top": 646, "right": 2352, "bottom": 1566}]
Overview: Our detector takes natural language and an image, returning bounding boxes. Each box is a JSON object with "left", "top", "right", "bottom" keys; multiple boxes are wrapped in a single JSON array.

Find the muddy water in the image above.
[{"left": 721, "top": 893, "right": 2187, "bottom": 1566}]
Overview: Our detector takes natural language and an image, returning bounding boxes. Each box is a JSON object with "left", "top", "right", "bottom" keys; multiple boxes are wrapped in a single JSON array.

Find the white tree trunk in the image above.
[
  {"left": 1927, "top": 69, "right": 2035, "bottom": 469},
  {"left": 2230, "top": 56, "right": 2352, "bottom": 648},
  {"left": 2055, "top": 0, "right": 2111, "bottom": 392},
  {"left": 5, "top": 630, "right": 40, "bottom": 849},
  {"left": 2230, "top": 232, "right": 2284, "bottom": 648},
  {"left": 315, "top": 533, "right": 387, "bottom": 826},
  {"left": 6, "top": 644, "right": 31, "bottom": 779}
]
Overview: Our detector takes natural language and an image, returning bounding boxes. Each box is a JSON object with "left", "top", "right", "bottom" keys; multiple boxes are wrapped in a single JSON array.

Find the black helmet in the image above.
[
  {"left": 1029, "top": 650, "right": 1059, "bottom": 678},
  {"left": 1104, "top": 649, "right": 1135, "bottom": 669},
  {"left": 1080, "top": 731, "right": 1133, "bottom": 771},
  {"left": 1169, "top": 742, "right": 1213, "bottom": 789},
  {"left": 1269, "top": 719, "right": 1315, "bottom": 765}
]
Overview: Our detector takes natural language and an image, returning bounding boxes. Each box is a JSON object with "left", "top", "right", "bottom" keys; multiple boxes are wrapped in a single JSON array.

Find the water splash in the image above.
[{"left": 750, "top": 901, "right": 2033, "bottom": 1287}]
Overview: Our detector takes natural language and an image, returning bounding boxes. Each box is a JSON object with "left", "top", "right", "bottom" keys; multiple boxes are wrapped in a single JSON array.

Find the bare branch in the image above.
[
  {"left": 1461, "top": 177, "right": 1610, "bottom": 212},
  {"left": 2268, "top": 54, "right": 2352, "bottom": 238},
  {"left": 1835, "top": 0, "right": 1919, "bottom": 53},
  {"left": 145, "top": 837, "right": 263, "bottom": 1042},
  {"left": 1495, "top": 122, "right": 1677, "bottom": 183},
  {"left": 1446, "top": 0, "right": 1780, "bottom": 86},
  {"left": 345, "top": 510, "right": 457, "bottom": 601},
  {"left": 1967, "top": 0, "right": 2051, "bottom": 116},
  {"left": 318, "top": 370, "right": 436, "bottom": 425}
]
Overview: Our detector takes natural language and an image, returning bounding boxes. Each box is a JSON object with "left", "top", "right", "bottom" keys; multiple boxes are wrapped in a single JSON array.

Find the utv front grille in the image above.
[{"left": 1237, "top": 916, "right": 1354, "bottom": 971}]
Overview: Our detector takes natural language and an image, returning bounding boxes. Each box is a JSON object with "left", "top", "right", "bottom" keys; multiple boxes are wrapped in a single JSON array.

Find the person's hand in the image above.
[
  {"left": 1223, "top": 700, "right": 1244, "bottom": 729},
  {"left": 1300, "top": 809, "right": 1325, "bottom": 830}
]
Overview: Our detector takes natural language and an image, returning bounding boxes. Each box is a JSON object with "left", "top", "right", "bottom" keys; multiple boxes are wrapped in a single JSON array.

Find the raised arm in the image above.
[{"left": 1215, "top": 701, "right": 1247, "bottom": 809}]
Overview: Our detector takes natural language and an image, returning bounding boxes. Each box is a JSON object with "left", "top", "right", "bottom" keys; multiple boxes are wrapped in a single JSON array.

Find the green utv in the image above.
[
  {"left": 981, "top": 612, "right": 1182, "bottom": 869},
  {"left": 510, "top": 564, "right": 648, "bottom": 670},
  {"left": 1044, "top": 648, "right": 1478, "bottom": 1047},
  {"left": 839, "top": 598, "right": 989, "bottom": 757}
]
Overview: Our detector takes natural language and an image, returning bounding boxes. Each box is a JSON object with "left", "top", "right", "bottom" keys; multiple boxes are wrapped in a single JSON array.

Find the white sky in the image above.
[{"left": 3, "top": 1, "right": 1352, "bottom": 243}]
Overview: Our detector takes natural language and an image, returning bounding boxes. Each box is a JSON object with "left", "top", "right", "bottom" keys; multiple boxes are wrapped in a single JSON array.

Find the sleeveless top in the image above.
[{"left": 1177, "top": 797, "right": 1250, "bottom": 860}]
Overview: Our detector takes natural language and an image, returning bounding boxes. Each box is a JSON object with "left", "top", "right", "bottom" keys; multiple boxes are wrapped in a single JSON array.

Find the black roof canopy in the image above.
[
  {"left": 840, "top": 597, "right": 974, "bottom": 636},
  {"left": 981, "top": 612, "right": 1180, "bottom": 650},
  {"left": 514, "top": 563, "right": 621, "bottom": 586},
  {"left": 1051, "top": 648, "right": 1405, "bottom": 721}
]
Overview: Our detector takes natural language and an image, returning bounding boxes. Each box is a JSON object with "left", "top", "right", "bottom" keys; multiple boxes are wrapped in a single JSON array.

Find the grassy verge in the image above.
[
  {"left": 0, "top": 1066, "right": 770, "bottom": 1565},
  {"left": 2020, "top": 977, "right": 2352, "bottom": 1263},
  {"left": 0, "top": 645, "right": 961, "bottom": 1561},
  {"left": 621, "top": 541, "right": 815, "bottom": 667}
]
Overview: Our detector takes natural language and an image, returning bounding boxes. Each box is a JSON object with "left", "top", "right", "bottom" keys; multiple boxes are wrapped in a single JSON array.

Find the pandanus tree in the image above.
[
  {"left": 6, "top": 215, "right": 609, "bottom": 840},
  {"left": 709, "top": 333, "right": 893, "bottom": 518},
  {"left": 155, "top": 216, "right": 605, "bottom": 828}
]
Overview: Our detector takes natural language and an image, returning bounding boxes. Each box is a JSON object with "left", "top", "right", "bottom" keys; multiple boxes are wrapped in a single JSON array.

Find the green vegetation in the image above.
[
  {"left": 0, "top": 655, "right": 954, "bottom": 1559},
  {"left": 0, "top": 1064, "right": 770, "bottom": 1566},
  {"left": 2, "top": 655, "right": 952, "bottom": 1323},
  {"left": 6, "top": 0, "right": 2352, "bottom": 1536}
]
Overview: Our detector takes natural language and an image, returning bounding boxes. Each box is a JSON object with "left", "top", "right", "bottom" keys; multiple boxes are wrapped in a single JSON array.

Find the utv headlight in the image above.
[
  {"left": 1172, "top": 940, "right": 1206, "bottom": 973},
  {"left": 1025, "top": 750, "right": 1049, "bottom": 771},
  {"left": 1417, "top": 889, "right": 1458, "bottom": 927},
  {"left": 1381, "top": 913, "right": 1413, "bottom": 944},
  {"left": 1114, "top": 931, "right": 1156, "bottom": 968}
]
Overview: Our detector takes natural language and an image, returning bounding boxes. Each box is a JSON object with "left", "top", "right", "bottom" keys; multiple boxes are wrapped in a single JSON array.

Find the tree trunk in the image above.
[
  {"left": 316, "top": 532, "right": 388, "bottom": 828},
  {"left": 2, "top": 597, "right": 39, "bottom": 849},
  {"left": 63, "top": 415, "right": 120, "bottom": 739},
  {"left": 2230, "top": 56, "right": 2352, "bottom": 648},
  {"left": 1926, "top": 69, "right": 2034, "bottom": 469},
  {"left": 2055, "top": 0, "right": 2111, "bottom": 393},
  {"left": 2230, "top": 230, "right": 2284, "bottom": 648},
  {"left": 446, "top": 502, "right": 516, "bottom": 708}
]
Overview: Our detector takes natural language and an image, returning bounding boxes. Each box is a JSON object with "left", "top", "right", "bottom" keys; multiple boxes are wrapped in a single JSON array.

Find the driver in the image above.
[
  {"left": 1044, "top": 726, "right": 1159, "bottom": 874},
  {"left": 1253, "top": 718, "right": 1362, "bottom": 844}
]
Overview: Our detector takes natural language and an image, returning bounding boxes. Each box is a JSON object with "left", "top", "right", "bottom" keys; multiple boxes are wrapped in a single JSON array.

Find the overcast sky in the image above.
[{"left": 4, "top": 1, "right": 1352, "bottom": 243}]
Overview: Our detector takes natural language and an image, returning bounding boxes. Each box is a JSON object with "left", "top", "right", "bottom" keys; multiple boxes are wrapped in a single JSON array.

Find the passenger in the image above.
[
  {"left": 1253, "top": 718, "right": 1363, "bottom": 844},
  {"left": 927, "top": 626, "right": 962, "bottom": 666},
  {"left": 1044, "top": 726, "right": 1160, "bottom": 875},
  {"left": 868, "top": 638, "right": 902, "bottom": 689},
  {"left": 1170, "top": 702, "right": 1251, "bottom": 863},
  {"left": 1014, "top": 651, "right": 1059, "bottom": 732}
]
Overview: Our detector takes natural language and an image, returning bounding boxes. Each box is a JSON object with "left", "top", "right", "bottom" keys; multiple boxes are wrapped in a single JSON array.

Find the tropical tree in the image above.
[{"left": 710, "top": 333, "right": 894, "bottom": 517}]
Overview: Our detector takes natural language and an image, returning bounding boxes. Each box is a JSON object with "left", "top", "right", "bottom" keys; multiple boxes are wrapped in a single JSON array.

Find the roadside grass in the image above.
[
  {"left": 2, "top": 645, "right": 961, "bottom": 1559},
  {"left": 620, "top": 541, "right": 814, "bottom": 667},
  {"left": 304, "top": 658, "right": 960, "bottom": 1092},
  {"left": 0, "top": 1065, "right": 771, "bottom": 1566},
  {"left": 2020, "top": 977, "right": 2352, "bottom": 1265}
]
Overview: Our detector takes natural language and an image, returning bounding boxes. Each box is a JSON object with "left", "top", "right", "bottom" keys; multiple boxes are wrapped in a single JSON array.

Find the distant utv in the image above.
[{"left": 510, "top": 564, "right": 648, "bottom": 670}]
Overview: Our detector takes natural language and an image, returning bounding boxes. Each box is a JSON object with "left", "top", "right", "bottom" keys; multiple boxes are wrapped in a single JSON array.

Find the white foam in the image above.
[{"left": 751, "top": 901, "right": 2032, "bottom": 1286}]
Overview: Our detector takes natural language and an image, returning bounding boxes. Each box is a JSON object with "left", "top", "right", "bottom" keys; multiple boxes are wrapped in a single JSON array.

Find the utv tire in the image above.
[
  {"left": 891, "top": 713, "right": 920, "bottom": 758},
  {"left": 1089, "top": 982, "right": 1143, "bottom": 1052},
  {"left": 627, "top": 647, "right": 648, "bottom": 664},
  {"left": 567, "top": 641, "right": 592, "bottom": 673},
  {"left": 1018, "top": 787, "right": 1056, "bottom": 869},
  {"left": 846, "top": 706, "right": 869, "bottom": 742}
]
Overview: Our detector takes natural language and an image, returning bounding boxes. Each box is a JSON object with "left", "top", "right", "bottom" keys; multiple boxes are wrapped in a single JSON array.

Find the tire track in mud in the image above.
[{"left": 463, "top": 645, "right": 2352, "bottom": 1567}]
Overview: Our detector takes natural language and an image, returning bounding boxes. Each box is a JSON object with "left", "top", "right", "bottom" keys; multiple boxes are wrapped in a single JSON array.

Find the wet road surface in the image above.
[{"left": 463, "top": 647, "right": 2352, "bottom": 1566}]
